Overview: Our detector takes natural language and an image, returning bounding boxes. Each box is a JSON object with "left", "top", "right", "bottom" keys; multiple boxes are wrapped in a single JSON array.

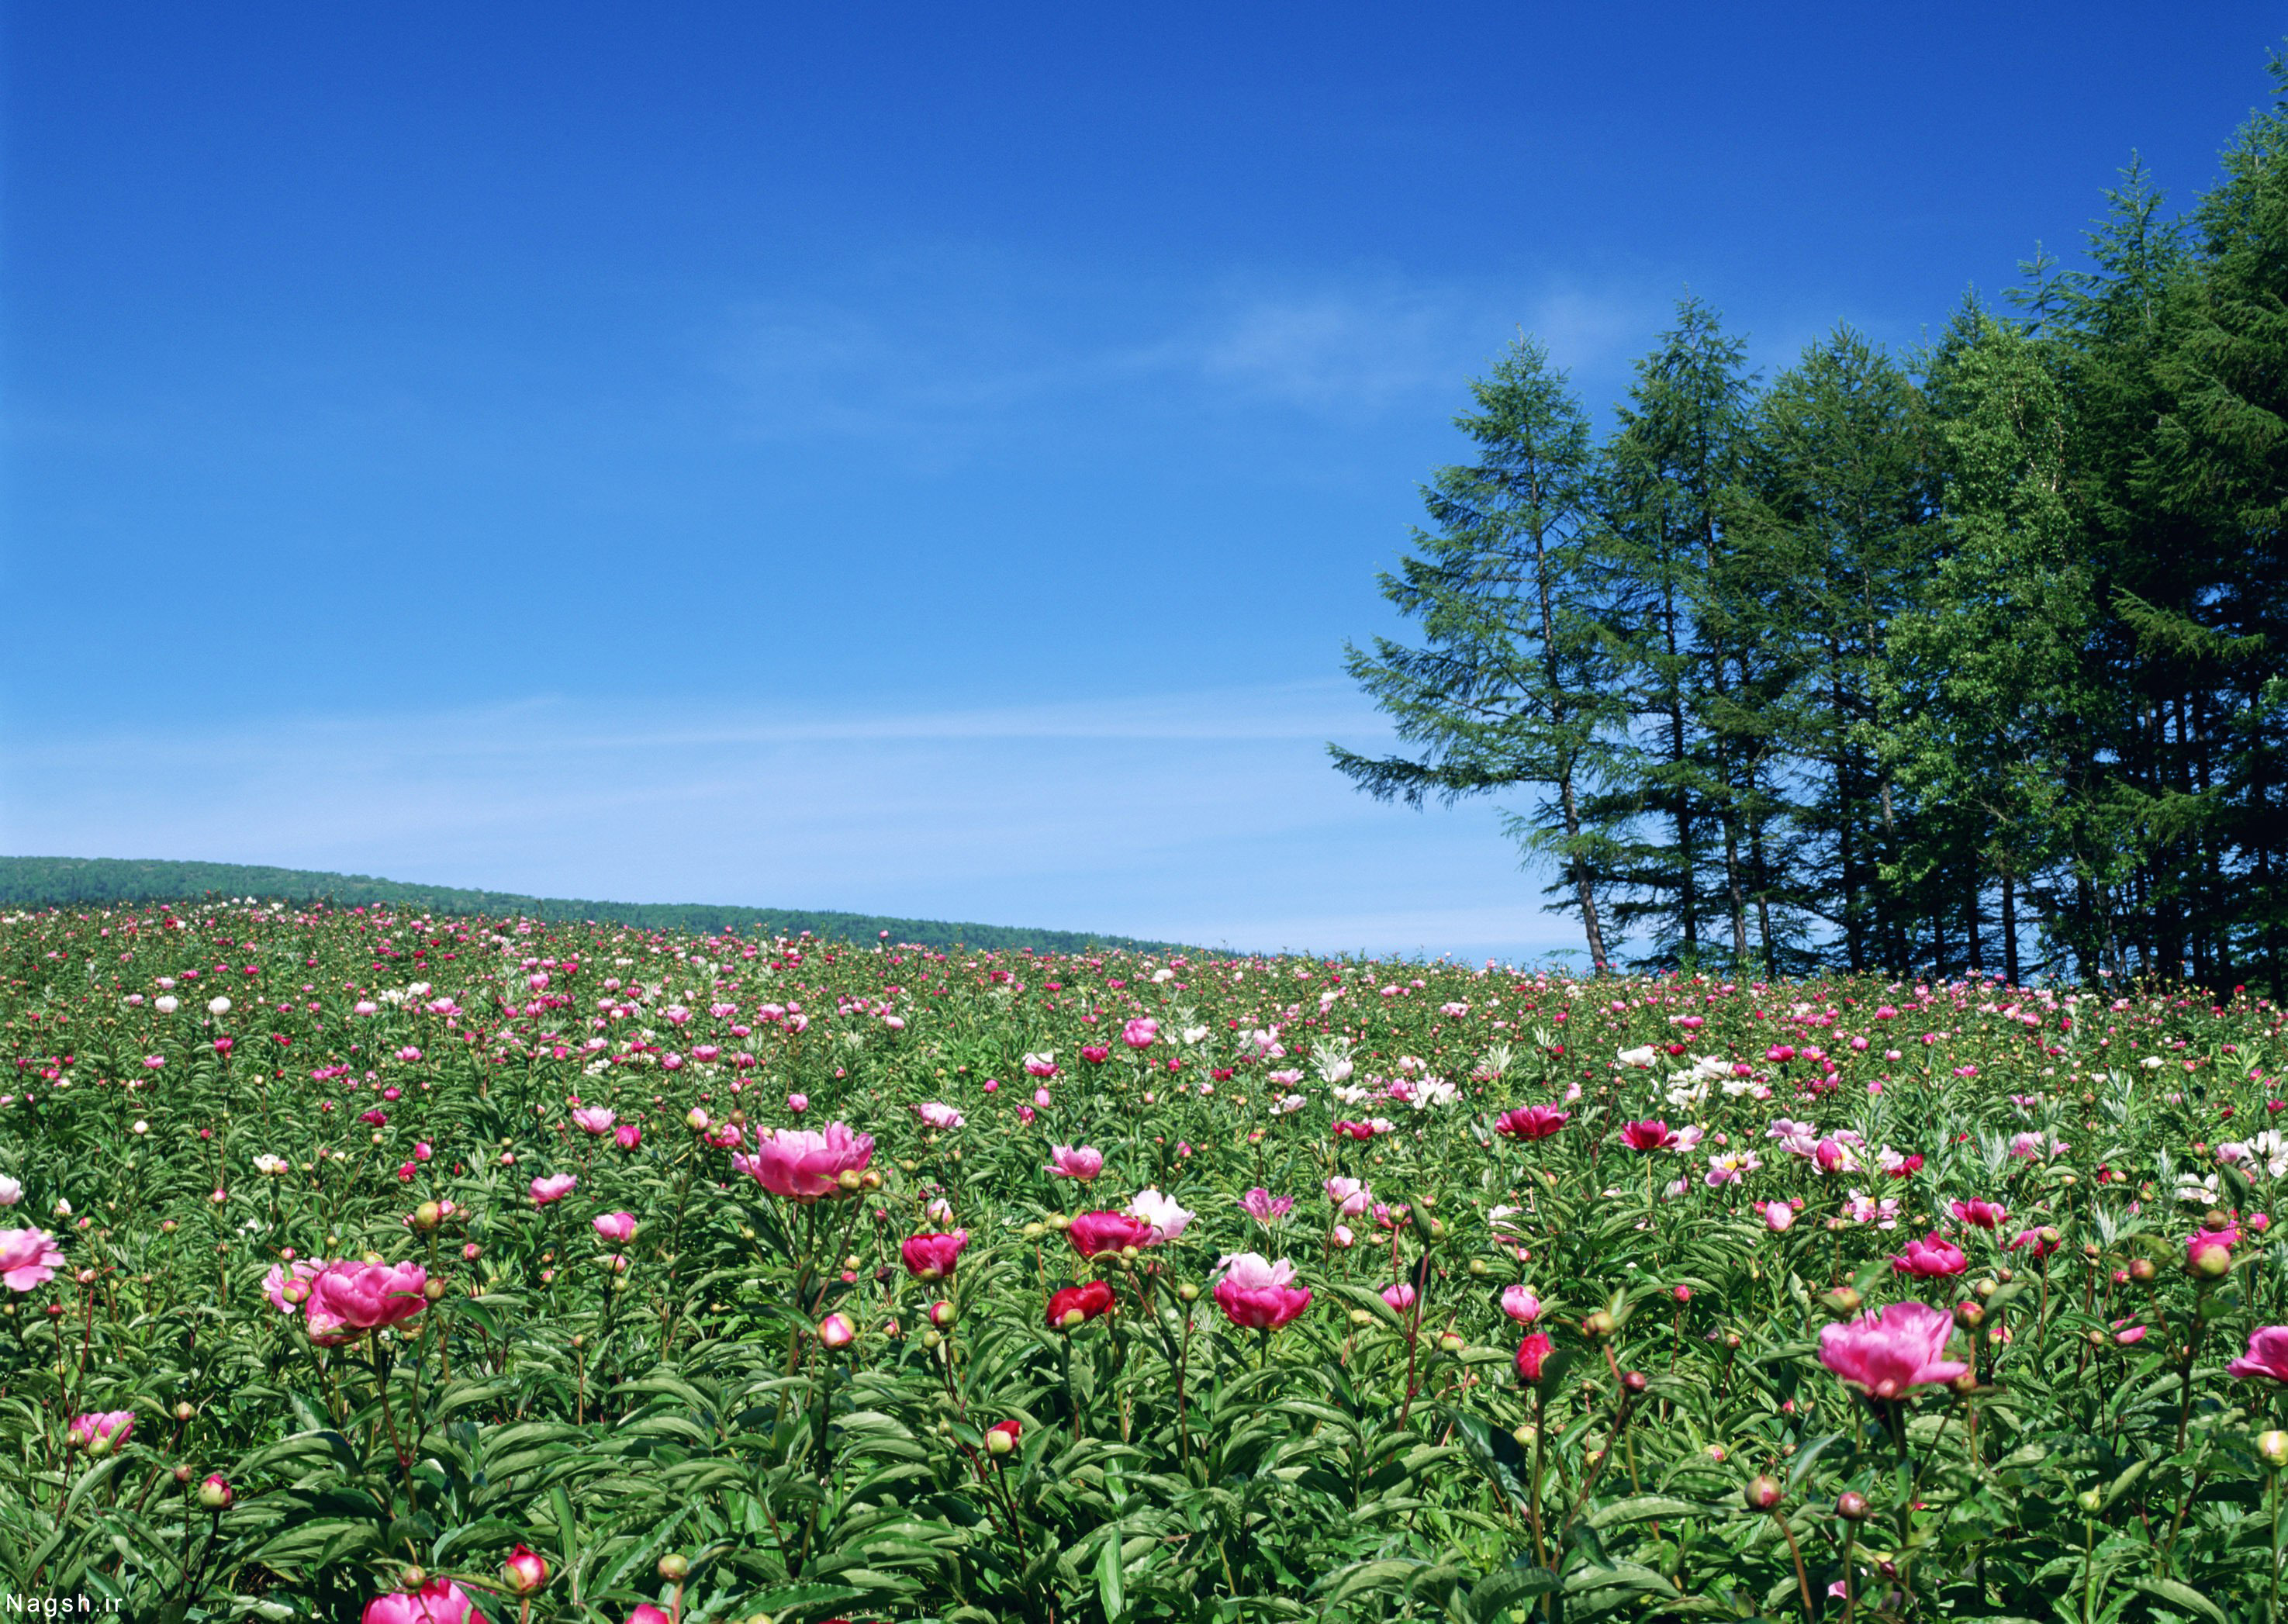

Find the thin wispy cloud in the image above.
[{"left": 714, "top": 254, "right": 1665, "bottom": 452}]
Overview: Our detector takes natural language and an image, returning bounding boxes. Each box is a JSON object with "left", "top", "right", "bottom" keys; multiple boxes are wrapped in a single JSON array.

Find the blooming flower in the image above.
[
  {"left": 309, "top": 1260, "right": 428, "bottom": 1336},
  {"left": 1047, "top": 1278, "right": 1116, "bottom": 1330},
  {"left": 1211, "top": 1253, "right": 1312, "bottom": 1329},
  {"left": 1067, "top": 1210, "right": 1156, "bottom": 1259},
  {"left": 1950, "top": 1199, "right": 2008, "bottom": 1230},
  {"left": 1620, "top": 1119, "right": 1678, "bottom": 1152},
  {"left": 1817, "top": 1301, "right": 1968, "bottom": 1398},
  {"left": 1325, "top": 1177, "right": 1373, "bottom": 1217},
  {"left": 1493, "top": 1105, "right": 1568, "bottom": 1141},
  {"left": 900, "top": 1230, "right": 969, "bottom": 1280},
  {"left": 593, "top": 1211, "right": 636, "bottom": 1243},
  {"left": 1046, "top": 1145, "right": 1104, "bottom": 1180},
  {"left": 531, "top": 1175, "right": 577, "bottom": 1205},
  {"left": 1239, "top": 1187, "right": 1294, "bottom": 1221},
  {"left": 2226, "top": 1326, "right": 2288, "bottom": 1382},
  {"left": 67, "top": 1409, "right": 135, "bottom": 1454},
  {"left": 1381, "top": 1281, "right": 1417, "bottom": 1312},
  {"left": 915, "top": 1101, "right": 966, "bottom": 1130},
  {"left": 1500, "top": 1284, "right": 1543, "bottom": 1324},
  {"left": 731, "top": 1123, "right": 875, "bottom": 1201},
  {"left": 1126, "top": 1189, "right": 1194, "bottom": 1242},
  {"left": 571, "top": 1107, "right": 615, "bottom": 1135},
  {"left": 1891, "top": 1232, "right": 1968, "bottom": 1278},
  {"left": 0, "top": 1227, "right": 65, "bottom": 1291}
]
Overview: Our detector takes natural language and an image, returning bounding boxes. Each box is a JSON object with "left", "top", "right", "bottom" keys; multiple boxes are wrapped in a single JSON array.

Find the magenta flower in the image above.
[
  {"left": 362, "top": 1578, "right": 490, "bottom": 1624},
  {"left": 0, "top": 1227, "right": 65, "bottom": 1292},
  {"left": 731, "top": 1123, "right": 876, "bottom": 1201},
  {"left": 900, "top": 1230, "right": 969, "bottom": 1280},
  {"left": 1515, "top": 1332, "right": 1554, "bottom": 1382},
  {"left": 1500, "top": 1284, "right": 1543, "bottom": 1324},
  {"left": 613, "top": 1123, "right": 642, "bottom": 1151},
  {"left": 1891, "top": 1231, "right": 1968, "bottom": 1277},
  {"left": 592, "top": 1211, "right": 636, "bottom": 1243},
  {"left": 1817, "top": 1301, "right": 1969, "bottom": 1398},
  {"left": 2228, "top": 1326, "right": 2288, "bottom": 1382},
  {"left": 67, "top": 1409, "right": 136, "bottom": 1454},
  {"left": 570, "top": 1107, "right": 615, "bottom": 1135},
  {"left": 1211, "top": 1253, "right": 1311, "bottom": 1329},
  {"left": 1620, "top": 1119, "right": 1678, "bottom": 1152},
  {"left": 1239, "top": 1187, "right": 1294, "bottom": 1221},
  {"left": 1380, "top": 1281, "right": 1417, "bottom": 1312},
  {"left": 1949, "top": 1198, "right": 2007, "bottom": 1230},
  {"left": 1122, "top": 1018, "right": 1160, "bottom": 1049},
  {"left": 1494, "top": 1105, "right": 1569, "bottom": 1142},
  {"left": 1066, "top": 1210, "right": 1155, "bottom": 1259},
  {"left": 261, "top": 1258, "right": 325, "bottom": 1312},
  {"left": 308, "top": 1260, "right": 428, "bottom": 1336},
  {"left": 530, "top": 1174, "right": 577, "bottom": 1205},
  {"left": 1046, "top": 1145, "right": 1104, "bottom": 1180}
]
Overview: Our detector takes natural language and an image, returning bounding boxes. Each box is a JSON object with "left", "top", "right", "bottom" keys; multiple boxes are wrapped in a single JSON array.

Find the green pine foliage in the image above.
[{"left": 1343, "top": 61, "right": 2288, "bottom": 992}]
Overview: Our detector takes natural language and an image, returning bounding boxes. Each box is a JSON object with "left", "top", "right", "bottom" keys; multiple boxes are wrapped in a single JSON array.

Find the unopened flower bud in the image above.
[
  {"left": 929, "top": 1299, "right": 955, "bottom": 1325},
  {"left": 411, "top": 1201, "right": 443, "bottom": 1232},
  {"left": 2129, "top": 1257, "right": 2156, "bottom": 1283},
  {"left": 172, "top": 1463, "right": 194, "bottom": 1483},
  {"left": 173, "top": 1401, "right": 195, "bottom": 1422},
  {"left": 2076, "top": 1488, "right": 2102, "bottom": 1514},
  {"left": 1820, "top": 1287, "right": 1861, "bottom": 1315},
  {"left": 658, "top": 1553, "right": 690, "bottom": 1581},
  {"left": 1581, "top": 1309, "right": 1615, "bottom": 1338},
  {"left": 1177, "top": 1281, "right": 1199, "bottom": 1303},
  {"left": 1835, "top": 1491, "right": 1868, "bottom": 1522},
  {"left": 1621, "top": 1370, "right": 1647, "bottom": 1394},
  {"left": 1744, "top": 1475, "right": 1784, "bottom": 1511},
  {"left": 1955, "top": 1301, "right": 1984, "bottom": 1329},
  {"left": 2260, "top": 1430, "right": 2288, "bottom": 1470},
  {"left": 198, "top": 1473, "right": 233, "bottom": 1509}
]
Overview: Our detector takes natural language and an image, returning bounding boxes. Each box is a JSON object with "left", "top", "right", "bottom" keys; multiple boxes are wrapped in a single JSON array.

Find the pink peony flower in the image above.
[
  {"left": 1891, "top": 1231, "right": 1968, "bottom": 1277},
  {"left": 571, "top": 1107, "right": 615, "bottom": 1135},
  {"left": 1211, "top": 1252, "right": 1312, "bottom": 1329},
  {"left": 530, "top": 1174, "right": 578, "bottom": 1205},
  {"left": 1239, "top": 1187, "right": 1294, "bottom": 1221},
  {"left": 362, "top": 1578, "right": 490, "bottom": 1624},
  {"left": 592, "top": 1211, "right": 635, "bottom": 1243},
  {"left": 1122, "top": 1018, "right": 1160, "bottom": 1049},
  {"left": 1760, "top": 1201, "right": 1796, "bottom": 1233},
  {"left": 915, "top": 1101, "right": 966, "bottom": 1130},
  {"left": 67, "top": 1409, "right": 136, "bottom": 1453},
  {"left": 1494, "top": 1105, "right": 1569, "bottom": 1142},
  {"left": 1380, "top": 1281, "right": 1417, "bottom": 1312},
  {"left": 1066, "top": 1210, "right": 1156, "bottom": 1259},
  {"left": 1127, "top": 1189, "right": 1194, "bottom": 1242},
  {"left": 309, "top": 1260, "right": 428, "bottom": 1336},
  {"left": 731, "top": 1122, "right": 875, "bottom": 1201},
  {"left": 2228, "top": 1325, "right": 2288, "bottom": 1382},
  {"left": 1620, "top": 1119, "right": 1678, "bottom": 1152},
  {"left": 900, "top": 1230, "right": 969, "bottom": 1280},
  {"left": 1817, "top": 1301, "right": 1969, "bottom": 1399},
  {"left": 1950, "top": 1199, "right": 2007, "bottom": 1230},
  {"left": 613, "top": 1123, "right": 642, "bottom": 1151},
  {"left": 1046, "top": 1145, "right": 1104, "bottom": 1180},
  {"left": 0, "top": 1227, "right": 66, "bottom": 1291},
  {"left": 1500, "top": 1284, "right": 1543, "bottom": 1324},
  {"left": 1325, "top": 1177, "right": 1373, "bottom": 1217}
]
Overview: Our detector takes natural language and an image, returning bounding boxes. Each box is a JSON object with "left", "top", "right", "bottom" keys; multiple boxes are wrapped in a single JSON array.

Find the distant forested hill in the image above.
[{"left": 0, "top": 856, "right": 1186, "bottom": 955}]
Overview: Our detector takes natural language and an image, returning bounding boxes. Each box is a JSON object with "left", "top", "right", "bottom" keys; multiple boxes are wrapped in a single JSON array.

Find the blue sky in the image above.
[{"left": 3, "top": 2, "right": 2281, "bottom": 959}]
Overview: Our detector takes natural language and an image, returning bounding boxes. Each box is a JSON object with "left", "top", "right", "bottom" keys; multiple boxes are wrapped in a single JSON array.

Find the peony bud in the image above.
[
  {"left": 503, "top": 1544, "right": 548, "bottom": 1595},
  {"left": 817, "top": 1313, "right": 855, "bottom": 1347},
  {"left": 2260, "top": 1430, "right": 2288, "bottom": 1470},
  {"left": 1744, "top": 1475, "right": 1784, "bottom": 1511},
  {"left": 658, "top": 1553, "right": 690, "bottom": 1581},
  {"left": 197, "top": 1473, "right": 233, "bottom": 1510}
]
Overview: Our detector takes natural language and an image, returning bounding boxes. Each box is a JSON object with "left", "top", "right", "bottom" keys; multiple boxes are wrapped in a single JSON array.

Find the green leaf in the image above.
[
  {"left": 1097, "top": 1522, "right": 1127, "bottom": 1622},
  {"left": 1585, "top": 1494, "right": 1702, "bottom": 1529},
  {"left": 2124, "top": 1576, "right": 2228, "bottom": 1624}
]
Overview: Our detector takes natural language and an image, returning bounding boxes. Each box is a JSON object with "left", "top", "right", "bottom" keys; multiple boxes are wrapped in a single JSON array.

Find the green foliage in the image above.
[{"left": 4, "top": 901, "right": 2287, "bottom": 1619}]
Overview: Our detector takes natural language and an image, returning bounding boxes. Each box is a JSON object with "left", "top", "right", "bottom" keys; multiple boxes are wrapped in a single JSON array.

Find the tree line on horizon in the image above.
[
  {"left": 1336, "top": 63, "right": 2288, "bottom": 994},
  {"left": 0, "top": 855, "right": 1186, "bottom": 957}
]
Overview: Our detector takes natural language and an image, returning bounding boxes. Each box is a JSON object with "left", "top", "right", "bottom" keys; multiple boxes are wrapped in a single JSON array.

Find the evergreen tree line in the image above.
[{"left": 1334, "top": 75, "right": 2288, "bottom": 993}]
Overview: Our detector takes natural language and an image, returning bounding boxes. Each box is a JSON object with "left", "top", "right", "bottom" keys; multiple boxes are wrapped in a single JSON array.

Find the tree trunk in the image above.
[
  {"left": 1560, "top": 769, "right": 1609, "bottom": 972},
  {"left": 2000, "top": 870, "right": 2020, "bottom": 987}
]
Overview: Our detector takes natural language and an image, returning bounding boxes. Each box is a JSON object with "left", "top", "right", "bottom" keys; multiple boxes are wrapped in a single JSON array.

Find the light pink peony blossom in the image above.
[
  {"left": 915, "top": 1101, "right": 965, "bottom": 1130},
  {"left": 732, "top": 1123, "right": 875, "bottom": 1201},
  {"left": 592, "top": 1211, "right": 636, "bottom": 1243},
  {"left": 1500, "top": 1284, "right": 1543, "bottom": 1324},
  {"left": 0, "top": 1227, "right": 66, "bottom": 1291},
  {"left": 1239, "top": 1187, "right": 1294, "bottom": 1221},
  {"left": 571, "top": 1107, "right": 615, "bottom": 1135},
  {"left": 530, "top": 1174, "right": 577, "bottom": 1205},
  {"left": 67, "top": 1409, "right": 136, "bottom": 1453},
  {"left": 1891, "top": 1231, "right": 1968, "bottom": 1277},
  {"left": 1817, "top": 1301, "right": 1969, "bottom": 1399},
  {"left": 1046, "top": 1145, "right": 1104, "bottom": 1180}
]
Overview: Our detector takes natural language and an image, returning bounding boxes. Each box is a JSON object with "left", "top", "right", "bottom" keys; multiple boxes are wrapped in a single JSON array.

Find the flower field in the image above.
[{"left": 2, "top": 904, "right": 2286, "bottom": 1624}]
